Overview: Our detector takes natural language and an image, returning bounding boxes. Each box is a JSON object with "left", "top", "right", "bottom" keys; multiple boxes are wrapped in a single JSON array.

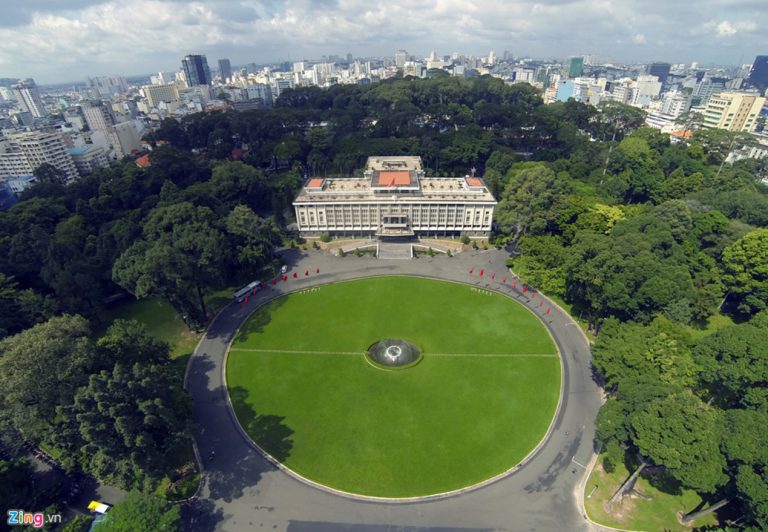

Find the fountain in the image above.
[{"left": 366, "top": 339, "right": 421, "bottom": 368}]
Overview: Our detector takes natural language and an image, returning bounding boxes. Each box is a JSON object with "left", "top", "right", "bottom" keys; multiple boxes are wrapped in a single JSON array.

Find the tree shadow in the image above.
[
  {"left": 186, "top": 353, "right": 294, "bottom": 506},
  {"left": 204, "top": 288, "right": 287, "bottom": 345},
  {"left": 228, "top": 386, "right": 294, "bottom": 462},
  {"left": 643, "top": 465, "right": 683, "bottom": 496},
  {"left": 181, "top": 497, "right": 224, "bottom": 532}
]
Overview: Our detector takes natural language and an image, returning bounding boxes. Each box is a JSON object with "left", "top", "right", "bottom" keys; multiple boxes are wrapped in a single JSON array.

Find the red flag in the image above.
[
  {"left": 272, "top": 278, "right": 277, "bottom": 285},
  {"left": 522, "top": 285, "right": 527, "bottom": 294},
  {"left": 513, "top": 280, "right": 517, "bottom": 289},
  {"left": 293, "top": 272, "right": 298, "bottom": 279},
  {"left": 252, "top": 289, "right": 256, "bottom": 295},
  {"left": 469, "top": 268, "right": 474, "bottom": 274},
  {"left": 546, "top": 307, "right": 551, "bottom": 316},
  {"left": 316, "top": 268, "right": 320, "bottom": 274},
  {"left": 305, "top": 270, "right": 309, "bottom": 276},
  {"left": 531, "top": 292, "right": 536, "bottom": 299},
  {"left": 479, "top": 269, "right": 484, "bottom": 277},
  {"left": 502, "top": 277, "right": 506, "bottom": 283},
  {"left": 491, "top": 273, "right": 495, "bottom": 280},
  {"left": 282, "top": 275, "right": 288, "bottom": 282},
  {"left": 539, "top": 300, "right": 544, "bottom": 307},
  {"left": 245, "top": 296, "right": 249, "bottom": 303}
]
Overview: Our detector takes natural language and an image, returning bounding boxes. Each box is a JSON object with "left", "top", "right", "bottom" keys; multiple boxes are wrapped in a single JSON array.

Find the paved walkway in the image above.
[
  {"left": 183, "top": 249, "right": 602, "bottom": 531},
  {"left": 376, "top": 241, "right": 412, "bottom": 259}
]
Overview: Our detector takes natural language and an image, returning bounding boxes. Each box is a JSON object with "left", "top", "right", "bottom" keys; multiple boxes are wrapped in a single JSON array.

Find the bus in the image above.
[{"left": 234, "top": 281, "right": 262, "bottom": 303}]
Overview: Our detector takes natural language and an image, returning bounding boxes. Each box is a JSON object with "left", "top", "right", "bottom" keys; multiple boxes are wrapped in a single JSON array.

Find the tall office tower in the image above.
[
  {"left": 11, "top": 78, "right": 48, "bottom": 118},
  {"left": 568, "top": 56, "right": 584, "bottom": 78},
  {"left": 218, "top": 58, "right": 232, "bottom": 82},
  {"left": 702, "top": 92, "right": 766, "bottom": 132},
  {"left": 648, "top": 62, "right": 671, "bottom": 85},
  {"left": 394, "top": 49, "right": 409, "bottom": 68},
  {"left": 487, "top": 51, "right": 496, "bottom": 65},
  {"left": 748, "top": 55, "right": 768, "bottom": 95},
  {"left": 182, "top": 54, "right": 212, "bottom": 86}
]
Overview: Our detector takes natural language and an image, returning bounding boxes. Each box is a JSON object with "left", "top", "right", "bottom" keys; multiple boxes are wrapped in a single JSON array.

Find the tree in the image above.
[
  {"left": 113, "top": 203, "right": 231, "bottom": 325},
  {"left": 94, "top": 490, "right": 180, "bottom": 531},
  {"left": 631, "top": 392, "right": 727, "bottom": 493},
  {"left": 224, "top": 205, "right": 281, "bottom": 277},
  {"left": 56, "top": 361, "right": 191, "bottom": 488},
  {"left": 96, "top": 319, "right": 171, "bottom": 367},
  {"left": 494, "top": 164, "right": 570, "bottom": 243},
  {"left": 722, "top": 228, "right": 768, "bottom": 315},
  {"left": 0, "top": 315, "right": 96, "bottom": 442},
  {"left": 33, "top": 162, "right": 69, "bottom": 185},
  {"left": 693, "top": 316, "right": 768, "bottom": 409},
  {"left": 0, "top": 459, "right": 37, "bottom": 509}
]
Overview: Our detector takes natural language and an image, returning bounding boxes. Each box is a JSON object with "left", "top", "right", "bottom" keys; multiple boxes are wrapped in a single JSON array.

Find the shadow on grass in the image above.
[
  {"left": 229, "top": 294, "right": 287, "bottom": 345},
  {"left": 643, "top": 465, "right": 683, "bottom": 496},
  {"left": 228, "top": 386, "right": 294, "bottom": 462}
]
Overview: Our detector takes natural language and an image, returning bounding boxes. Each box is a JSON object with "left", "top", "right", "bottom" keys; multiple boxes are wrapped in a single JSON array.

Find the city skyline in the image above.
[{"left": 0, "top": 0, "right": 765, "bottom": 84}]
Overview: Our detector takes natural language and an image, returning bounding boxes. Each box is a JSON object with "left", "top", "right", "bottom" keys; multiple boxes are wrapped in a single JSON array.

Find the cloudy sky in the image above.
[{"left": 0, "top": 0, "right": 765, "bottom": 84}]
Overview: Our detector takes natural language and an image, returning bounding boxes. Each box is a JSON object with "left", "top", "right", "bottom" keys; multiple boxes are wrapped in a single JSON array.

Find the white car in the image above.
[{"left": 280, "top": 265, "right": 288, "bottom": 274}]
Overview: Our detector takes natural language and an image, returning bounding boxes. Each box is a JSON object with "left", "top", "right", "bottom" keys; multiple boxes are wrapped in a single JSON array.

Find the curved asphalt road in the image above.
[{"left": 184, "top": 249, "right": 603, "bottom": 531}]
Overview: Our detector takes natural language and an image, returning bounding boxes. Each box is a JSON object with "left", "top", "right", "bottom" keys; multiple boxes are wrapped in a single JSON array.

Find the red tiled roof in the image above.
[
  {"left": 466, "top": 177, "right": 484, "bottom": 187},
  {"left": 307, "top": 178, "right": 325, "bottom": 188},
  {"left": 377, "top": 171, "right": 411, "bottom": 186},
  {"left": 135, "top": 154, "right": 151, "bottom": 168},
  {"left": 671, "top": 130, "right": 694, "bottom": 139}
]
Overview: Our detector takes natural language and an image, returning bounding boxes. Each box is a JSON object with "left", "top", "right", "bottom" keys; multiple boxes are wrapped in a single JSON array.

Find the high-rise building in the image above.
[
  {"left": 568, "top": 57, "right": 584, "bottom": 78},
  {"left": 218, "top": 58, "right": 232, "bottom": 82},
  {"left": 395, "top": 50, "right": 409, "bottom": 68},
  {"left": 648, "top": 62, "right": 671, "bottom": 85},
  {"left": 702, "top": 92, "right": 766, "bottom": 132},
  {"left": 11, "top": 78, "right": 47, "bottom": 118},
  {"left": 182, "top": 54, "right": 212, "bottom": 87},
  {"left": 2, "top": 131, "right": 77, "bottom": 181},
  {"left": 748, "top": 55, "right": 768, "bottom": 95},
  {"left": 82, "top": 101, "right": 116, "bottom": 132}
]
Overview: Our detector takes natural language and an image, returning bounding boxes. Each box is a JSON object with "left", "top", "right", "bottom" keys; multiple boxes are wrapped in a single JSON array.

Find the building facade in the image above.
[
  {"left": 12, "top": 78, "right": 47, "bottom": 118},
  {"left": 218, "top": 58, "right": 232, "bottom": 81},
  {"left": 68, "top": 145, "right": 109, "bottom": 176},
  {"left": 293, "top": 156, "right": 497, "bottom": 239},
  {"left": 182, "top": 54, "right": 211, "bottom": 87},
  {"left": 142, "top": 83, "right": 180, "bottom": 108},
  {"left": 702, "top": 92, "right": 766, "bottom": 132},
  {"left": 1, "top": 131, "right": 77, "bottom": 181},
  {"left": 748, "top": 55, "right": 768, "bottom": 95}
]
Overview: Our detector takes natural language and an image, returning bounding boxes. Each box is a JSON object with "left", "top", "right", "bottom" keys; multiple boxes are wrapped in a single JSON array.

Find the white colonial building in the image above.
[{"left": 293, "top": 156, "right": 497, "bottom": 239}]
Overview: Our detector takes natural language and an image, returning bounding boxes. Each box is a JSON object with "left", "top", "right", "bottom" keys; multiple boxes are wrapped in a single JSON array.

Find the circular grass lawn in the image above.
[{"left": 226, "top": 276, "right": 560, "bottom": 498}]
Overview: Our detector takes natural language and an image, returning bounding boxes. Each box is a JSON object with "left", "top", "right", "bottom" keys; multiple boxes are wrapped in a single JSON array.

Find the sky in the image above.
[{"left": 0, "top": 0, "right": 765, "bottom": 84}]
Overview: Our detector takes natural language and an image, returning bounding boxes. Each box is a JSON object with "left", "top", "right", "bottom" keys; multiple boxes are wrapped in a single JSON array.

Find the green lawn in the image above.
[
  {"left": 585, "top": 458, "right": 719, "bottom": 531},
  {"left": 227, "top": 276, "right": 560, "bottom": 497}
]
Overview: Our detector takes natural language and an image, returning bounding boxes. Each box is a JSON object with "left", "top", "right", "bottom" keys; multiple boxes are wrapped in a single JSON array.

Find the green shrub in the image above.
[
  {"left": 460, "top": 234, "right": 471, "bottom": 245},
  {"left": 320, "top": 232, "right": 331, "bottom": 243}
]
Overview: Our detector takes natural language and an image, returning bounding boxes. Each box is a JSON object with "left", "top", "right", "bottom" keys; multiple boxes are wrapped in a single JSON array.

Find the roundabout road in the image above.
[{"left": 183, "top": 249, "right": 603, "bottom": 531}]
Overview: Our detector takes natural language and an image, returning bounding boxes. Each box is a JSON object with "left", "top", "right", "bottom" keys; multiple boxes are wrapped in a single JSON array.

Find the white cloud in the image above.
[
  {"left": 716, "top": 20, "right": 737, "bottom": 36},
  {"left": 0, "top": 0, "right": 765, "bottom": 82}
]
